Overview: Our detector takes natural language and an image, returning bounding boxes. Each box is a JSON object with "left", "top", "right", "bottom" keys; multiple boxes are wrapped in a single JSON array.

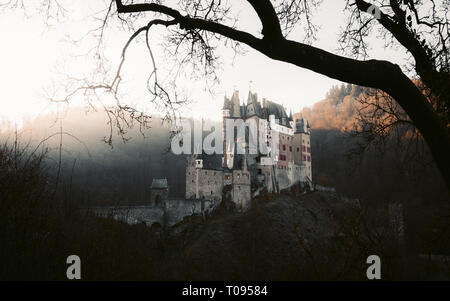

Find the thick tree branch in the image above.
[
  {"left": 354, "top": 0, "right": 435, "bottom": 80},
  {"left": 246, "top": 0, "right": 283, "bottom": 39},
  {"left": 115, "top": 0, "right": 264, "bottom": 50},
  {"left": 115, "top": 0, "right": 182, "bottom": 19}
]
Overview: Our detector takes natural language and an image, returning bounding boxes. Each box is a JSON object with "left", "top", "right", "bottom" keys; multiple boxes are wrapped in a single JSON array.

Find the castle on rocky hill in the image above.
[{"left": 186, "top": 90, "right": 312, "bottom": 211}]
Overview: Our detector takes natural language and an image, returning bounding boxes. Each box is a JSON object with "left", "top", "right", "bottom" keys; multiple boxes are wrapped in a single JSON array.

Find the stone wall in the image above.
[
  {"left": 150, "top": 188, "right": 168, "bottom": 206},
  {"left": 186, "top": 167, "right": 224, "bottom": 201},
  {"left": 275, "top": 163, "right": 307, "bottom": 191},
  {"left": 232, "top": 169, "right": 251, "bottom": 210},
  {"left": 91, "top": 199, "right": 210, "bottom": 228},
  {"left": 93, "top": 206, "right": 164, "bottom": 226}
]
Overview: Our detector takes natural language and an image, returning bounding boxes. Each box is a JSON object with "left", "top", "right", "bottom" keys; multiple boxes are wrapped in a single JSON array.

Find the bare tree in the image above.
[
  {"left": 2, "top": 0, "right": 449, "bottom": 190},
  {"left": 350, "top": 87, "right": 424, "bottom": 163}
]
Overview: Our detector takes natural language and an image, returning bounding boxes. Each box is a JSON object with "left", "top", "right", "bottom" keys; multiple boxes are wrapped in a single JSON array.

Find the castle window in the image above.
[
  {"left": 211, "top": 191, "right": 213, "bottom": 195},
  {"left": 307, "top": 147, "right": 311, "bottom": 153},
  {"left": 302, "top": 146, "right": 306, "bottom": 152},
  {"left": 282, "top": 145, "right": 286, "bottom": 151},
  {"left": 289, "top": 146, "right": 292, "bottom": 152},
  {"left": 297, "top": 147, "right": 300, "bottom": 152},
  {"left": 302, "top": 155, "right": 306, "bottom": 161}
]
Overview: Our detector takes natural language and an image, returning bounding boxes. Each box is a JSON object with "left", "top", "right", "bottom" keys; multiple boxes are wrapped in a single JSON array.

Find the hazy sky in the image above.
[{"left": 0, "top": 1, "right": 406, "bottom": 127}]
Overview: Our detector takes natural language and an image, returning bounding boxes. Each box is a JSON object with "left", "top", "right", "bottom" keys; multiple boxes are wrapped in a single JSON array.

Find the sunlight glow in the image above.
[{"left": 0, "top": 13, "right": 56, "bottom": 127}]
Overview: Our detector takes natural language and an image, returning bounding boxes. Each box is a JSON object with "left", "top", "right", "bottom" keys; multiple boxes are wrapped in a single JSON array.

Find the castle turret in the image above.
[
  {"left": 222, "top": 96, "right": 231, "bottom": 167},
  {"left": 246, "top": 91, "right": 261, "bottom": 118},
  {"left": 293, "top": 116, "right": 312, "bottom": 181},
  {"left": 295, "top": 117, "right": 305, "bottom": 133},
  {"left": 289, "top": 110, "right": 294, "bottom": 128},
  {"left": 222, "top": 96, "right": 231, "bottom": 117},
  {"left": 231, "top": 90, "right": 240, "bottom": 117}
]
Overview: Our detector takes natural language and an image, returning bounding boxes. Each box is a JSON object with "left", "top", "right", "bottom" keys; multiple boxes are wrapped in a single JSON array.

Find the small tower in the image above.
[
  {"left": 222, "top": 96, "right": 231, "bottom": 118},
  {"left": 289, "top": 110, "right": 294, "bottom": 128},
  {"left": 222, "top": 96, "right": 231, "bottom": 167},
  {"left": 293, "top": 117, "right": 312, "bottom": 181},
  {"left": 231, "top": 90, "right": 241, "bottom": 118},
  {"left": 150, "top": 178, "right": 169, "bottom": 206}
]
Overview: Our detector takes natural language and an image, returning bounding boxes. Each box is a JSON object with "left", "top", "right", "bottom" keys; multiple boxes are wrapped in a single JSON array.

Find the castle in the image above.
[{"left": 185, "top": 90, "right": 312, "bottom": 211}]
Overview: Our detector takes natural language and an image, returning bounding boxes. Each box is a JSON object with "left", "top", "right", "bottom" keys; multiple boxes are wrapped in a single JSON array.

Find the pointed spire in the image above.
[
  {"left": 295, "top": 117, "right": 305, "bottom": 134},
  {"left": 231, "top": 90, "right": 241, "bottom": 117},
  {"left": 247, "top": 91, "right": 253, "bottom": 104},
  {"left": 223, "top": 96, "right": 231, "bottom": 110}
]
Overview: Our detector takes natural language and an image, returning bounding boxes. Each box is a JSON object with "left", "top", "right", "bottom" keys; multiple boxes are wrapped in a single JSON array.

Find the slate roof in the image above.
[
  {"left": 151, "top": 178, "right": 168, "bottom": 189},
  {"left": 295, "top": 116, "right": 311, "bottom": 134},
  {"left": 223, "top": 90, "right": 293, "bottom": 128}
]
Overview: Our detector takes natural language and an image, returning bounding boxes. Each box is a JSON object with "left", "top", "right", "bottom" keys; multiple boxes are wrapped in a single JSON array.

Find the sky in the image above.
[{"left": 0, "top": 1, "right": 407, "bottom": 128}]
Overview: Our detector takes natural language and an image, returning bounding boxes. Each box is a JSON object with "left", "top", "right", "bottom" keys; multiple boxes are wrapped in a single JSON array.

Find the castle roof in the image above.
[
  {"left": 224, "top": 90, "right": 293, "bottom": 128},
  {"left": 151, "top": 178, "right": 168, "bottom": 189},
  {"left": 262, "top": 99, "right": 290, "bottom": 126},
  {"left": 222, "top": 97, "right": 232, "bottom": 110},
  {"left": 295, "top": 116, "right": 311, "bottom": 134}
]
